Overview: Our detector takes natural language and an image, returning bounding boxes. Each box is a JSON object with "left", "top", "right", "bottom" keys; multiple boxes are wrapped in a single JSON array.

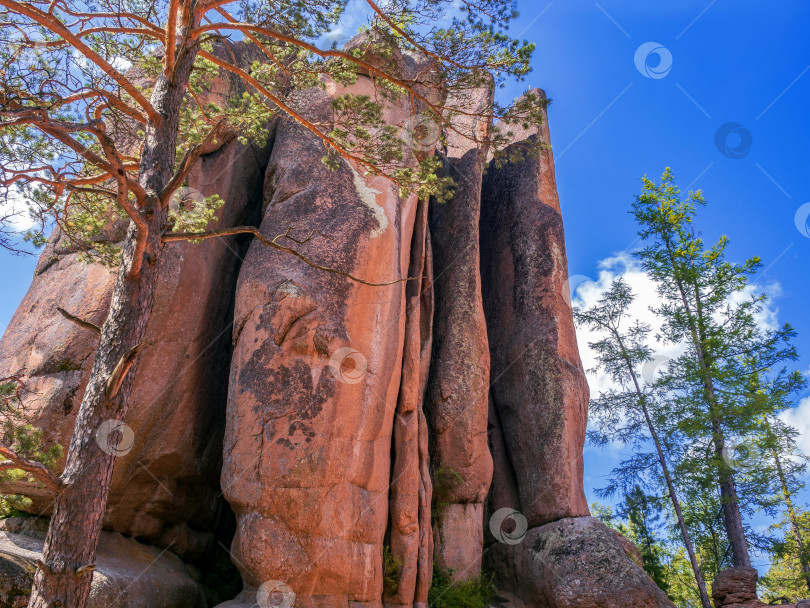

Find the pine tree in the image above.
[
  {"left": 761, "top": 510, "right": 810, "bottom": 603},
  {"left": 575, "top": 277, "right": 712, "bottom": 608},
  {"left": 621, "top": 486, "right": 671, "bottom": 594},
  {"left": 631, "top": 168, "right": 805, "bottom": 569}
]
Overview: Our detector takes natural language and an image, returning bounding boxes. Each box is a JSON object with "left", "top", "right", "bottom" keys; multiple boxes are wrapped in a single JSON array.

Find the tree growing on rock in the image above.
[{"left": 0, "top": 0, "right": 543, "bottom": 605}]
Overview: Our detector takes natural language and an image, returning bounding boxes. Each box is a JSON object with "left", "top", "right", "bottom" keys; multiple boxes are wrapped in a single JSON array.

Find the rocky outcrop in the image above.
[
  {"left": 481, "top": 90, "right": 589, "bottom": 530},
  {"left": 220, "top": 46, "right": 440, "bottom": 604},
  {"left": 0, "top": 46, "right": 666, "bottom": 606},
  {"left": 0, "top": 518, "right": 206, "bottom": 608},
  {"left": 425, "top": 84, "right": 494, "bottom": 580},
  {"left": 480, "top": 92, "right": 670, "bottom": 607},
  {"left": 0, "top": 134, "right": 272, "bottom": 555},
  {"left": 710, "top": 567, "right": 808, "bottom": 608},
  {"left": 489, "top": 517, "right": 674, "bottom": 608},
  {"left": 712, "top": 567, "right": 759, "bottom": 608}
]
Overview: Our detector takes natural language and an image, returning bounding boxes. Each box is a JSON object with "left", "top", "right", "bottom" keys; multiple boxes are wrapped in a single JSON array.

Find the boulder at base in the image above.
[
  {"left": 488, "top": 517, "right": 675, "bottom": 608},
  {"left": 711, "top": 566, "right": 807, "bottom": 608},
  {"left": 0, "top": 518, "right": 206, "bottom": 608}
]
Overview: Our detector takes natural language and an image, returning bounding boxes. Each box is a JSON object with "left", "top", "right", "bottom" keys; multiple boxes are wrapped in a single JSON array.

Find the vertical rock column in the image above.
[
  {"left": 0, "top": 135, "right": 273, "bottom": 556},
  {"left": 425, "top": 86, "right": 494, "bottom": 580},
  {"left": 480, "top": 90, "right": 589, "bottom": 530},
  {"left": 386, "top": 195, "right": 434, "bottom": 608},
  {"left": 479, "top": 90, "right": 674, "bottom": 608},
  {"left": 221, "top": 69, "right": 437, "bottom": 605}
]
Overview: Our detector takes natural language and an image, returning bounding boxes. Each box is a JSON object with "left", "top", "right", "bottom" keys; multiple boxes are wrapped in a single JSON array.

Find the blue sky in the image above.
[{"left": 0, "top": 0, "right": 808, "bottom": 574}]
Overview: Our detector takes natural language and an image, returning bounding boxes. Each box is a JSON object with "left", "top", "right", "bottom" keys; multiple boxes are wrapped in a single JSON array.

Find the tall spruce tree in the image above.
[{"left": 631, "top": 168, "right": 805, "bottom": 569}]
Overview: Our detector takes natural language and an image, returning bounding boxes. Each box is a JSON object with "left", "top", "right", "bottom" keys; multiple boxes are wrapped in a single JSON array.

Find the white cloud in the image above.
[
  {"left": 572, "top": 252, "right": 786, "bottom": 401},
  {"left": 571, "top": 252, "right": 685, "bottom": 398},
  {"left": 780, "top": 367, "right": 810, "bottom": 456},
  {"left": 0, "top": 185, "right": 38, "bottom": 232}
]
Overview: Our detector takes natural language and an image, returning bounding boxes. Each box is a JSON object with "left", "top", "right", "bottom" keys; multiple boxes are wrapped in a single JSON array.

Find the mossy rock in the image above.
[{"left": 0, "top": 550, "right": 35, "bottom": 608}]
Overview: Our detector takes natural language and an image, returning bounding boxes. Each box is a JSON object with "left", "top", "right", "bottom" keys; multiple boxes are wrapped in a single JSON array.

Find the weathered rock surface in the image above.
[
  {"left": 712, "top": 567, "right": 759, "bottom": 608},
  {"left": 488, "top": 517, "right": 674, "bottom": 608},
  {"left": 426, "top": 84, "right": 493, "bottom": 580},
  {"left": 221, "top": 48, "right": 439, "bottom": 603},
  {"left": 480, "top": 90, "right": 589, "bottom": 530},
  {"left": 0, "top": 518, "right": 206, "bottom": 608},
  {"left": 709, "top": 567, "right": 803, "bottom": 608},
  {"left": 0, "top": 48, "right": 673, "bottom": 605},
  {"left": 0, "top": 135, "right": 272, "bottom": 553},
  {"left": 480, "top": 92, "right": 671, "bottom": 607}
]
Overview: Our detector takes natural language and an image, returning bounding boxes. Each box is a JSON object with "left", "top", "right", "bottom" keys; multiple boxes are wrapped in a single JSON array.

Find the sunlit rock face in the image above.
[
  {"left": 220, "top": 47, "right": 439, "bottom": 607},
  {"left": 0, "top": 52, "right": 672, "bottom": 608},
  {"left": 0, "top": 134, "right": 272, "bottom": 556}
]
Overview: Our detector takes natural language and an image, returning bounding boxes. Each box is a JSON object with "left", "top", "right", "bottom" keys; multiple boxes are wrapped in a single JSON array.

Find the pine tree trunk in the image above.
[
  {"left": 711, "top": 418, "right": 751, "bottom": 569},
  {"left": 663, "top": 238, "right": 752, "bottom": 570},
  {"left": 622, "top": 346, "right": 712, "bottom": 608},
  {"left": 642, "top": 402, "right": 712, "bottom": 608},
  {"left": 772, "top": 445, "right": 810, "bottom": 593},
  {"left": 26, "top": 40, "right": 198, "bottom": 608}
]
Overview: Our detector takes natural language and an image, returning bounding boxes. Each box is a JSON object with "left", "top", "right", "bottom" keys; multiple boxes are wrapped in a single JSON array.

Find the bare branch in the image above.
[
  {"left": 0, "top": 0, "right": 162, "bottom": 124},
  {"left": 163, "top": 226, "right": 409, "bottom": 286},
  {"left": 56, "top": 307, "right": 101, "bottom": 334},
  {"left": 104, "top": 339, "right": 147, "bottom": 401}
]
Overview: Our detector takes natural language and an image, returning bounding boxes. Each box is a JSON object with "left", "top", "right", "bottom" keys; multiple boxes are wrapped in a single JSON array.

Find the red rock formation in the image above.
[
  {"left": 489, "top": 517, "right": 675, "bottom": 608},
  {"left": 480, "top": 92, "right": 672, "bottom": 607},
  {"left": 425, "top": 85, "right": 494, "bottom": 581},
  {"left": 221, "top": 53, "right": 439, "bottom": 603},
  {"left": 480, "top": 90, "right": 589, "bottom": 529},
  {"left": 0, "top": 135, "right": 272, "bottom": 556},
  {"left": 387, "top": 195, "right": 433, "bottom": 608}
]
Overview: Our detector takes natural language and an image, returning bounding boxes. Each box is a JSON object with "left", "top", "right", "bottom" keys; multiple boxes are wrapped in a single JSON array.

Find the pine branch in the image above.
[{"left": 0, "top": 446, "right": 64, "bottom": 493}]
